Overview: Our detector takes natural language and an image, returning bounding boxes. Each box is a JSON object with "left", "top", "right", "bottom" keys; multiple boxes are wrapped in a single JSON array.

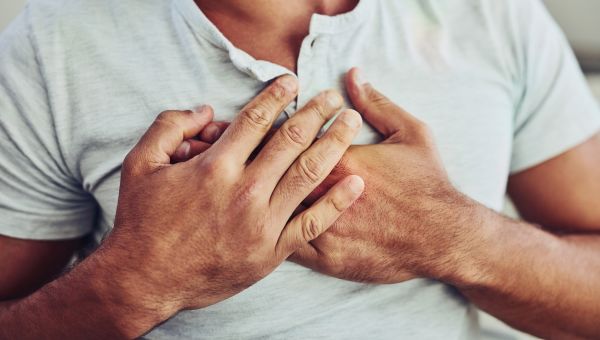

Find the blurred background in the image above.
[{"left": 0, "top": 1, "right": 598, "bottom": 339}]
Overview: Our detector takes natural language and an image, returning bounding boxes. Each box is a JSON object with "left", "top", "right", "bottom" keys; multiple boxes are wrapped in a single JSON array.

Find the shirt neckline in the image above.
[{"left": 173, "top": 0, "right": 374, "bottom": 80}]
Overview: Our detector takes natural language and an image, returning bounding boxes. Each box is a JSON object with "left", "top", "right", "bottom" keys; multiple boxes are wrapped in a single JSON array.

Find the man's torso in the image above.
[{"left": 23, "top": 0, "right": 521, "bottom": 338}]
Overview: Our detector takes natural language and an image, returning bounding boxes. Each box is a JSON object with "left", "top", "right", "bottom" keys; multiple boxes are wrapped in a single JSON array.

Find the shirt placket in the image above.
[{"left": 296, "top": 33, "right": 321, "bottom": 110}]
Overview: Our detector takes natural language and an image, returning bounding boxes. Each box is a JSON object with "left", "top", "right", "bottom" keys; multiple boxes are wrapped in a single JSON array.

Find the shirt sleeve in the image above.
[
  {"left": 0, "top": 7, "right": 96, "bottom": 240},
  {"left": 510, "top": 0, "right": 600, "bottom": 174}
]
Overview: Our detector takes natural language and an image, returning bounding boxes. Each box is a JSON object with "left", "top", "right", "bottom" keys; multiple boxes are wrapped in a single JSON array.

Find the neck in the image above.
[
  {"left": 194, "top": 0, "right": 359, "bottom": 71},
  {"left": 195, "top": 0, "right": 359, "bottom": 24}
]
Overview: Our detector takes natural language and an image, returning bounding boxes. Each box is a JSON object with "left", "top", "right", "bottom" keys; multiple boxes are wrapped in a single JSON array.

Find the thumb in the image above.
[
  {"left": 199, "top": 121, "right": 231, "bottom": 143},
  {"left": 126, "top": 106, "right": 214, "bottom": 174},
  {"left": 345, "top": 67, "right": 424, "bottom": 143}
]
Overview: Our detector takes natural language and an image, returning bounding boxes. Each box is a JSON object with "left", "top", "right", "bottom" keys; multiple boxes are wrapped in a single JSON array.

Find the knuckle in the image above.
[
  {"left": 121, "top": 153, "right": 139, "bottom": 175},
  {"left": 328, "top": 128, "right": 350, "bottom": 147},
  {"left": 371, "top": 94, "right": 389, "bottom": 107},
  {"left": 121, "top": 149, "right": 151, "bottom": 177},
  {"left": 370, "top": 100, "right": 396, "bottom": 117},
  {"left": 413, "top": 121, "right": 433, "bottom": 143},
  {"left": 156, "top": 110, "right": 180, "bottom": 122},
  {"left": 313, "top": 89, "right": 342, "bottom": 116},
  {"left": 306, "top": 102, "right": 330, "bottom": 122},
  {"left": 300, "top": 213, "right": 323, "bottom": 242},
  {"left": 280, "top": 124, "right": 308, "bottom": 147},
  {"left": 200, "top": 156, "right": 235, "bottom": 178},
  {"left": 388, "top": 131, "right": 405, "bottom": 144},
  {"left": 268, "top": 82, "right": 288, "bottom": 101},
  {"left": 155, "top": 110, "right": 188, "bottom": 130},
  {"left": 240, "top": 106, "right": 271, "bottom": 130},
  {"left": 201, "top": 159, "right": 220, "bottom": 175},
  {"left": 365, "top": 86, "right": 387, "bottom": 105},
  {"left": 296, "top": 155, "right": 324, "bottom": 184}
]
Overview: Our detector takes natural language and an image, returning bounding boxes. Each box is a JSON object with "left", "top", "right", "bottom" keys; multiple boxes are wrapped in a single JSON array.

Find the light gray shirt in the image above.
[{"left": 1, "top": 0, "right": 599, "bottom": 338}]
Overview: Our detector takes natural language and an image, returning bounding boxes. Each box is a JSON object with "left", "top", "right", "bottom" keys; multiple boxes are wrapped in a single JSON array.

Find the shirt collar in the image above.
[{"left": 173, "top": 0, "right": 374, "bottom": 81}]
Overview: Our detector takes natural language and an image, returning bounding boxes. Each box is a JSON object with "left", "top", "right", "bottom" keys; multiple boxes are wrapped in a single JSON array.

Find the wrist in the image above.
[
  {"left": 82, "top": 244, "right": 179, "bottom": 338},
  {"left": 434, "top": 203, "right": 562, "bottom": 291},
  {"left": 3, "top": 244, "right": 178, "bottom": 340},
  {"left": 423, "top": 195, "right": 503, "bottom": 287}
]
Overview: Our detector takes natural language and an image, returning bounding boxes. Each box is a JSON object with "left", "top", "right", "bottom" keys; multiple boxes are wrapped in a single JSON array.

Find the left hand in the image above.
[
  {"left": 289, "top": 68, "right": 481, "bottom": 284},
  {"left": 192, "top": 69, "right": 482, "bottom": 284}
]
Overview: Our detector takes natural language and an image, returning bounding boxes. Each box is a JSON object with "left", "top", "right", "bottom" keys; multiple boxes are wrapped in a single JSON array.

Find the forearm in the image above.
[
  {"left": 445, "top": 210, "right": 600, "bottom": 339},
  {"left": 0, "top": 248, "right": 169, "bottom": 339}
]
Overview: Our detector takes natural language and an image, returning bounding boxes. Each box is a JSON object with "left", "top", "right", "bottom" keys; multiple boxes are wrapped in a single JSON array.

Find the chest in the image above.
[{"left": 51, "top": 20, "right": 516, "bottom": 238}]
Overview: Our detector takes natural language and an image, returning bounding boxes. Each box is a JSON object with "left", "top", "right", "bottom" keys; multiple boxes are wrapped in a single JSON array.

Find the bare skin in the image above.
[
  {"left": 0, "top": 238, "right": 81, "bottom": 299},
  {"left": 0, "top": 77, "right": 366, "bottom": 339},
  {"left": 2, "top": 1, "right": 600, "bottom": 339}
]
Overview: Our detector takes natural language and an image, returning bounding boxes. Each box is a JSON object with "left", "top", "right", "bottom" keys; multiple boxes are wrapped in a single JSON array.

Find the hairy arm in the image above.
[
  {"left": 0, "top": 245, "right": 165, "bottom": 339},
  {"left": 0, "top": 236, "right": 159, "bottom": 339},
  {"left": 0, "top": 236, "right": 175, "bottom": 339},
  {"left": 449, "top": 133, "right": 600, "bottom": 339}
]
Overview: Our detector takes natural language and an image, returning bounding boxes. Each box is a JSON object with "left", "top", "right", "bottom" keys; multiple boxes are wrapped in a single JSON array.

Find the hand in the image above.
[
  {"left": 99, "top": 76, "right": 365, "bottom": 327},
  {"left": 289, "top": 68, "right": 478, "bottom": 284}
]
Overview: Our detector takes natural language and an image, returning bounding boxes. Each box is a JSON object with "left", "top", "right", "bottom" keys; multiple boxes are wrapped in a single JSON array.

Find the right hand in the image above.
[{"left": 102, "top": 75, "right": 364, "bottom": 320}]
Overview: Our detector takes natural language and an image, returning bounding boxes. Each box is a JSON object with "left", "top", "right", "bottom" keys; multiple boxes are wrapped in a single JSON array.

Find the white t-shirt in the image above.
[{"left": 1, "top": 0, "right": 599, "bottom": 338}]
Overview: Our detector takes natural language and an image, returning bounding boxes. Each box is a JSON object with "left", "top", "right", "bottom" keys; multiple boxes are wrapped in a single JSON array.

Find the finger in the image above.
[
  {"left": 345, "top": 67, "right": 424, "bottom": 143},
  {"left": 275, "top": 175, "right": 364, "bottom": 257},
  {"left": 199, "top": 121, "right": 230, "bottom": 143},
  {"left": 171, "top": 139, "right": 212, "bottom": 163},
  {"left": 126, "top": 106, "right": 214, "bottom": 174},
  {"left": 270, "top": 109, "right": 362, "bottom": 219},
  {"left": 249, "top": 90, "right": 344, "bottom": 189},
  {"left": 292, "top": 204, "right": 308, "bottom": 218},
  {"left": 210, "top": 75, "right": 298, "bottom": 163},
  {"left": 248, "top": 127, "right": 278, "bottom": 162}
]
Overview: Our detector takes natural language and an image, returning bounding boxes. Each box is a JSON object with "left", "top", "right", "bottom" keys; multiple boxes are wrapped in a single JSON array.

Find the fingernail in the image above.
[
  {"left": 193, "top": 105, "right": 209, "bottom": 115},
  {"left": 325, "top": 90, "right": 343, "bottom": 108},
  {"left": 339, "top": 110, "right": 362, "bottom": 129},
  {"left": 204, "top": 124, "right": 221, "bottom": 142},
  {"left": 354, "top": 68, "right": 367, "bottom": 86},
  {"left": 175, "top": 140, "right": 191, "bottom": 159},
  {"left": 278, "top": 75, "right": 298, "bottom": 94},
  {"left": 348, "top": 175, "right": 365, "bottom": 195}
]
